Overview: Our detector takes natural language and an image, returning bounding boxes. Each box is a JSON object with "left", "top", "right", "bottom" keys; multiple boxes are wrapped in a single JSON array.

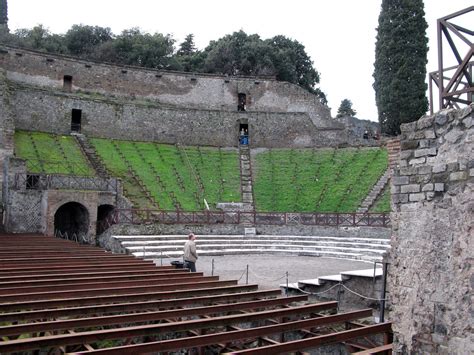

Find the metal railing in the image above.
[
  {"left": 98, "top": 209, "right": 390, "bottom": 232},
  {"left": 13, "top": 173, "right": 118, "bottom": 192}
]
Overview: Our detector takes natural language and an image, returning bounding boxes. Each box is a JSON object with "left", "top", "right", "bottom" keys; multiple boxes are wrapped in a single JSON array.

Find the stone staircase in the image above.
[
  {"left": 111, "top": 234, "right": 391, "bottom": 263},
  {"left": 72, "top": 133, "right": 109, "bottom": 178},
  {"left": 239, "top": 145, "right": 255, "bottom": 213},
  {"left": 280, "top": 267, "right": 384, "bottom": 311},
  {"left": 357, "top": 169, "right": 390, "bottom": 213}
]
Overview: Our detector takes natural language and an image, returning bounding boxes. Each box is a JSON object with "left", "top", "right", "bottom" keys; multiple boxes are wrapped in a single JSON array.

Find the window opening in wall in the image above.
[
  {"left": 26, "top": 174, "right": 40, "bottom": 190},
  {"left": 238, "top": 93, "right": 247, "bottom": 111},
  {"left": 239, "top": 123, "right": 249, "bottom": 145},
  {"left": 71, "top": 109, "right": 82, "bottom": 132},
  {"left": 63, "top": 75, "right": 73, "bottom": 91}
]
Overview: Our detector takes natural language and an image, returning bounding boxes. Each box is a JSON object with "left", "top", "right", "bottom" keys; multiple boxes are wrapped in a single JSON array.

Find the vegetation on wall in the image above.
[{"left": 373, "top": 0, "right": 428, "bottom": 135}]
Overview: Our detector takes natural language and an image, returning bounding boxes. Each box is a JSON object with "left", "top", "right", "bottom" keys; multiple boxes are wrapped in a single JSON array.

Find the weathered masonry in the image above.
[
  {"left": 388, "top": 105, "right": 473, "bottom": 353},
  {"left": 0, "top": 45, "right": 372, "bottom": 148}
]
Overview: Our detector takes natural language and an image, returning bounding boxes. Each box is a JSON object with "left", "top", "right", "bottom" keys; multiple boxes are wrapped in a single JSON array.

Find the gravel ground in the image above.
[{"left": 157, "top": 254, "right": 372, "bottom": 290}]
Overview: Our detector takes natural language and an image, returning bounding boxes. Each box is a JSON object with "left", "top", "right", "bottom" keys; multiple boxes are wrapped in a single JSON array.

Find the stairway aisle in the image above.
[
  {"left": 73, "top": 133, "right": 109, "bottom": 178},
  {"left": 239, "top": 144, "right": 255, "bottom": 213}
]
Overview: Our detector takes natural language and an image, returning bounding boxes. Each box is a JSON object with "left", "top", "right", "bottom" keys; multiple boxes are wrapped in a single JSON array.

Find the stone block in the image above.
[
  {"left": 409, "top": 192, "right": 425, "bottom": 202},
  {"left": 391, "top": 185, "right": 400, "bottom": 194},
  {"left": 463, "top": 116, "right": 473, "bottom": 129},
  {"left": 424, "top": 130, "right": 436, "bottom": 139},
  {"left": 445, "top": 129, "right": 464, "bottom": 144},
  {"left": 468, "top": 160, "right": 474, "bottom": 169},
  {"left": 418, "top": 139, "right": 430, "bottom": 148},
  {"left": 417, "top": 116, "right": 434, "bottom": 129},
  {"left": 392, "top": 176, "right": 409, "bottom": 185},
  {"left": 401, "top": 184, "right": 421, "bottom": 193},
  {"left": 434, "top": 183, "right": 445, "bottom": 192},
  {"left": 399, "top": 159, "right": 408, "bottom": 167},
  {"left": 393, "top": 193, "right": 408, "bottom": 204},
  {"left": 470, "top": 169, "right": 474, "bottom": 177},
  {"left": 450, "top": 171, "right": 468, "bottom": 181},
  {"left": 401, "top": 140, "right": 418, "bottom": 150},
  {"left": 417, "top": 165, "right": 432, "bottom": 175},
  {"left": 447, "top": 162, "right": 459, "bottom": 171},
  {"left": 422, "top": 183, "right": 434, "bottom": 192},
  {"left": 435, "top": 113, "right": 448, "bottom": 126},
  {"left": 433, "top": 164, "right": 446, "bottom": 173},
  {"left": 426, "top": 191, "right": 435, "bottom": 200},
  {"left": 400, "top": 150, "right": 414, "bottom": 159},
  {"left": 409, "top": 157, "right": 426, "bottom": 166},
  {"left": 414, "top": 148, "right": 437, "bottom": 158},
  {"left": 400, "top": 121, "right": 417, "bottom": 133},
  {"left": 399, "top": 167, "right": 417, "bottom": 176}
]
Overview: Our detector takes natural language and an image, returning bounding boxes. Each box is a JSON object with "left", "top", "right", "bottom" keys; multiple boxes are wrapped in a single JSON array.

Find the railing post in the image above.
[
  {"left": 336, "top": 213, "right": 339, "bottom": 227},
  {"left": 177, "top": 210, "right": 180, "bottom": 224},
  {"left": 246, "top": 264, "right": 249, "bottom": 285},
  {"left": 237, "top": 211, "right": 240, "bottom": 224},
  {"left": 353, "top": 213, "right": 356, "bottom": 227}
]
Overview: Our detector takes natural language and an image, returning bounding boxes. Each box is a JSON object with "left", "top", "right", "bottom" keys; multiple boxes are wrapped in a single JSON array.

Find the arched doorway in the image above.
[
  {"left": 54, "top": 202, "right": 89, "bottom": 242},
  {"left": 96, "top": 204, "right": 115, "bottom": 234}
]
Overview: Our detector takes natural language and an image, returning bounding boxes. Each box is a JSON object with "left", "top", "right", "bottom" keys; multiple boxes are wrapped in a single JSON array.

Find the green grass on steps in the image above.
[
  {"left": 252, "top": 147, "right": 389, "bottom": 212},
  {"left": 370, "top": 187, "right": 391, "bottom": 213},
  {"left": 90, "top": 138, "right": 241, "bottom": 210},
  {"left": 14, "top": 130, "right": 96, "bottom": 176},
  {"left": 14, "top": 131, "right": 391, "bottom": 212}
]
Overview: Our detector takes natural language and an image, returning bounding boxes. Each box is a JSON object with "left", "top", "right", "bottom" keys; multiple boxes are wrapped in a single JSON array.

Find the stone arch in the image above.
[
  {"left": 96, "top": 204, "right": 115, "bottom": 234},
  {"left": 54, "top": 202, "right": 90, "bottom": 241}
]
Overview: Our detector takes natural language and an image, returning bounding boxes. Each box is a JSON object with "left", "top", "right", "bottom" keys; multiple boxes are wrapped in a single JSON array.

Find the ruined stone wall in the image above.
[
  {"left": 388, "top": 105, "right": 473, "bottom": 353},
  {"left": 0, "top": 69, "right": 14, "bottom": 204},
  {"left": 11, "top": 85, "right": 347, "bottom": 148},
  {"left": 0, "top": 45, "right": 339, "bottom": 130}
]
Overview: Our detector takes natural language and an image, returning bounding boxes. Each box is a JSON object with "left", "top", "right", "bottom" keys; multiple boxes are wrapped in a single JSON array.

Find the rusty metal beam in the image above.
[
  {"left": 0, "top": 296, "right": 311, "bottom": 337},
  {"left": 0, "top": 275, "right": 218, "bottom": 294},
  {"left": 0, "top": 267, "right": 180, "bottom": 281},
  {"left": 227, "top": 323, "right": 392, "bottom": 354},
  {"left": 352, "top": 343, "right": 393, "bottom": 354},
  {"left": 0, "top": 290, "right": 286, "bottom": 322},
  {"left": 0, "top": 280, "right": 239, "bottom": 302},
  {"left": 0, "top": 302, "right": 339, "bottom": 353},
  {"left": 68, "top": 309, "right": 373, "bottom": 354},
  {"left": 0, "top": 284, "right": 260, "bottom": 312}
]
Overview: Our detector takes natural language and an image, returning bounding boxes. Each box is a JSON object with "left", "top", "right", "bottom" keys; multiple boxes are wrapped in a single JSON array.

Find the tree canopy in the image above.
[
  {"left": 373, "top": 0, "right": 428, "bottom": 135},
  {"left": 336, "top": 99, "right": 357, "bottom": 118},
  {"left": 2, "top": 25, "right": 326, "bottom": 103},
  {"left": 0, "top": 0, "right": 7, "bottom": 29}
]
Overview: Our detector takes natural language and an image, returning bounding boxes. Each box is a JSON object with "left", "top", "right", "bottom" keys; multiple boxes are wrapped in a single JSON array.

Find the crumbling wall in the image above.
[
  {"left": 0, "top": 45, "right": 339, "bottom": 129},
  {"left": 388, "top": 105, "right": 473, "bottom": 353}
]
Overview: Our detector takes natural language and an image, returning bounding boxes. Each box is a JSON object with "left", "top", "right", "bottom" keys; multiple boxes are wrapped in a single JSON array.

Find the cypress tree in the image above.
[
  {"left": 0, "top": 0, "right": 7, "bottom": 30},
  {"left": 373, "top": 0, "right": 428, "bottom": 135}
]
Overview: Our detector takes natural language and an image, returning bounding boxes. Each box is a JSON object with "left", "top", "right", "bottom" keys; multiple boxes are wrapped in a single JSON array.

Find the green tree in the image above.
[
  {"left": 64, "top": 25, "right": 113, "bottom": 56},
  {"left": 14, "top": 25, "right": 66, "bottom": 53},
  {"left": 93, "top": 28, "right": 177, "bottom": 69},
  {"left": 177, "top": 34, "right": 196, "bottom": 56},
  {"left": 336, "top": 99, "right": 357, "bottom": 117},
  {"left": 373, "top": 0, "right": 428, "bottom": 135},
  {"left": 0, "top": 0, "right": 7, "bottom": 30}
]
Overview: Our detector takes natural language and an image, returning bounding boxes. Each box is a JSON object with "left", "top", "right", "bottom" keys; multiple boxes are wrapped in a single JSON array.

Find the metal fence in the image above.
[
  {"left": 98, "top": 209, "right": 390, "bottom": 231},
  {"left": 13, "top": 173, "right": 118, "bottom": 192}
]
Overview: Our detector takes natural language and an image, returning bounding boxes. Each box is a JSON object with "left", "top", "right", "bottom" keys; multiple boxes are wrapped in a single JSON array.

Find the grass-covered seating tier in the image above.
[
  {"left": 14, "top": 130, "right": 96, "bottom": 176},
  {"left": 253, "top": 147, "right": 389, "bottom": 212},
  {"left": 90, "top": 138, "right": 241, "bottom": 211}
]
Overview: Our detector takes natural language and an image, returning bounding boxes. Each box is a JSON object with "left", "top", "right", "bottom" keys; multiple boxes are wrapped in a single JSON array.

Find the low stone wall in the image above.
[{"left": 388, "top": 105, "right": 473, "bottom": 353}]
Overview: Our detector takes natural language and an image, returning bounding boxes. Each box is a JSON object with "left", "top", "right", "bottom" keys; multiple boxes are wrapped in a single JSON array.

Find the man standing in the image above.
[{"left": 183, "top": 233, "right": 198, "bottom": 272}]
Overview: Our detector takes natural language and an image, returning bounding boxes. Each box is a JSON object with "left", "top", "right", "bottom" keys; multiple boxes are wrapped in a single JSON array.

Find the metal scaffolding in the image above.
[
  {"left": 429, "top": 6, "right": 474, "bottom": 114},
  {"left": 0, "top": 234, "right": 393, "bottom": 353}
]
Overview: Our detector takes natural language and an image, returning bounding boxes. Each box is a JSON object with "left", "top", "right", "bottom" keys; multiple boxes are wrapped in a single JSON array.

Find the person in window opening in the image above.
[
  {"left": 183, "top": 233, "right": 198, "bottom": 272},
  {"left": 244, "top": 129, "right": 249, "bottom": 145},
  {"left": 363, "top": 130, "right": 369, "bottom": 140}
]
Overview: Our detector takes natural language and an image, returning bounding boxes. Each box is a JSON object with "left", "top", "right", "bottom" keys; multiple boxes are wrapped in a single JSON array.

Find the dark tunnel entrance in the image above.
[
  {"left": 96, "top": 204, "right": 115, "bottom": 234},
  {"left": 54, "top": 202, "right": 89, "bottom": 242}
]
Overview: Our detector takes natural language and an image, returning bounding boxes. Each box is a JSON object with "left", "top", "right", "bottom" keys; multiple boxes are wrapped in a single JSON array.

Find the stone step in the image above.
[
  {"left": 122, "top": 239, "right": 389, "bottom": 250},
  {"left": 126, "top": 243, "right": 387, "bottom": 256},
  {"left": 136, "top": 249, "right": 382, "bottom": 263},
  {"left": 113, "top": 235, "right": 391, "bottom": 244}
]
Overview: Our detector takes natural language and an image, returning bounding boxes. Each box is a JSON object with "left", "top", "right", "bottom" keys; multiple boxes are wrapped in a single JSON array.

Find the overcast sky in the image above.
[{"left": 7, "top": 0, "right": 473, "bottom": 121}]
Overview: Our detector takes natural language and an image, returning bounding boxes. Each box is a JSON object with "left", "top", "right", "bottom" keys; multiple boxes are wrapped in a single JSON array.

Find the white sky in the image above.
[{"left": 8, "top": 0, "right": 473, "bottom": 121}]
